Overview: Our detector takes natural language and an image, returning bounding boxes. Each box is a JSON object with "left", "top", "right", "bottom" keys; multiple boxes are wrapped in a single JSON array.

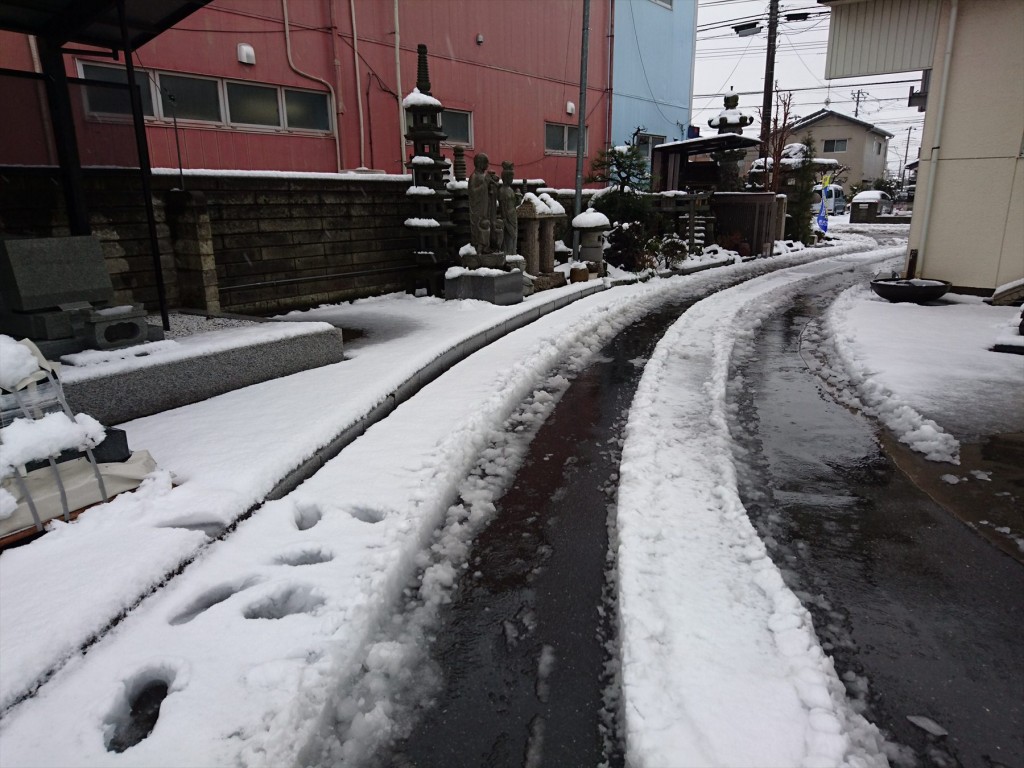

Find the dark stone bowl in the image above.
[{"left": 870, "top": 278, "right": 952, "bottom": 303}]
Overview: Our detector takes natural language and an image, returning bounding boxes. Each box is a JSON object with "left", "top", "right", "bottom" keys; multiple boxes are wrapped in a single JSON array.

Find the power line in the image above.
[{"left": 692, "top": 78, "right": 923, "bottom": 98}]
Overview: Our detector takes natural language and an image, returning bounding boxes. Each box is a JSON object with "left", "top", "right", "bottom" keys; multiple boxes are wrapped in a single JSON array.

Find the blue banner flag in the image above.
[{"left": 817, "top": 174, "right": 831, "bottom": 233}]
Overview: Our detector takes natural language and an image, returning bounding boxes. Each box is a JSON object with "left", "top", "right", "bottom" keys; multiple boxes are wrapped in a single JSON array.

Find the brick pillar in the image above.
[
  {"left": 165, "top": 190, "right": 220, "bottom": 312},
  {"left": 539, "top": 217, "right": 557, "bottom": 273}
]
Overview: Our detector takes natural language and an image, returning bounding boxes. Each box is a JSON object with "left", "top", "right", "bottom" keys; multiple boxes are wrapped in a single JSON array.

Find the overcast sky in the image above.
[{"left": 691, "top": 0, "right": 927, "bottom": 176}]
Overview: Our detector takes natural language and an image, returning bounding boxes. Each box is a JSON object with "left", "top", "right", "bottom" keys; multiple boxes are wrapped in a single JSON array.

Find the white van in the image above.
[{"left": 811, "top": 184, "right": 847, "bottom": 215}]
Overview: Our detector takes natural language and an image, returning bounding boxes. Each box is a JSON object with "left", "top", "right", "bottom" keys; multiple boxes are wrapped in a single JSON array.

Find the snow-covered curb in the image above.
[
  {"left": 826, "top": 285, "right": 960, "bottom": 463},
  {"left": 58, "top": 322, "right": 334, "bottom": 384}
]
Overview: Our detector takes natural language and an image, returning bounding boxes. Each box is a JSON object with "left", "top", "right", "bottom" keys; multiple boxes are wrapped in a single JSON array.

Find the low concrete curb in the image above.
[
  {"left": 267, "top": 281, "right": 609, "bottom": 500},
  {"left": 64, "top": 327, "right": 346, "bottom": 425}
]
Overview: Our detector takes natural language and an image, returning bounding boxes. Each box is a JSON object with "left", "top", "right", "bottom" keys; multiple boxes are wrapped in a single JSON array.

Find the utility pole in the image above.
[
  {"left": 900, "top": 125, "right": 914, "bottom": 188},
  {"left": 758, "top": 0, "right": 779, "bottom": 161},
  {"left": 572, "top": 0, "right": 591, "bottom": 259},
  {"left": 851, "top": 89, "right": 867, "bottom": 117}
]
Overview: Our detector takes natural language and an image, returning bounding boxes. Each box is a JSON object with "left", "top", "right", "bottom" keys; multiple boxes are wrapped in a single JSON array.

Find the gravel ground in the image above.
[{"left": 147, "top": 312, "right": 262, "bottom": 340}]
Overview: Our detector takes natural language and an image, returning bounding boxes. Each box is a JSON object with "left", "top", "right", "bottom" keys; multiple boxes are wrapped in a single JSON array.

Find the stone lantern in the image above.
[
  {"left": 571, "top": 207, "right": 611, "bottom": 277},
  {"left": 707, "top": 91, "right": 754, "bottom": 135}
]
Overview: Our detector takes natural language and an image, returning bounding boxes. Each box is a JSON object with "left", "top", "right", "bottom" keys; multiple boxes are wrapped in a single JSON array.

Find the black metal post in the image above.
[
  {"left": 117, "top": 0, "right": 170, "bottom": 330},
  {"left": 36, "top": 38, "right": 89, "bottom": 235}
]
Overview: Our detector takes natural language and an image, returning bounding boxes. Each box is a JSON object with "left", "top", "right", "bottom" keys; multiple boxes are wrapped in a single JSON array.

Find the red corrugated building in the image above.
[{"left": 0, "top": 0, "right": 612, "bottom": 188}]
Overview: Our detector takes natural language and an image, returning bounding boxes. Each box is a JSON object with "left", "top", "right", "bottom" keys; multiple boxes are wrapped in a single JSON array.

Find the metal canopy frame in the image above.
[{"left": 0, "top": 0, "right": 213, "bottom": 329}]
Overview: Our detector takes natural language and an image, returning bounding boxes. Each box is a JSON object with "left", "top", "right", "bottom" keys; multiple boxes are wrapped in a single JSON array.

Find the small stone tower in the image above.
[{"left": 403, "top": 44, "right": 454, "bottom": 294}]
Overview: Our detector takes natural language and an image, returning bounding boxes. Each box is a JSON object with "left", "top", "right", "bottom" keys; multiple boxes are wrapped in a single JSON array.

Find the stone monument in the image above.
[
  {"left": 497, "top": 161, "right": 520, "bottom": 255},
  {"left": 0, "top": 235, "right": 161, "bottom": 358},
  {"left": 465, "top": 152, "right": 504, "bottom": 269}
]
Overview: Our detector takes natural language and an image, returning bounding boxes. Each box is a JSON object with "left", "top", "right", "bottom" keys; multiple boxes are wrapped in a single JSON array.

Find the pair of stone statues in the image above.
[{"left": 468, "top": 154, "right": 519, "bottom": 255}]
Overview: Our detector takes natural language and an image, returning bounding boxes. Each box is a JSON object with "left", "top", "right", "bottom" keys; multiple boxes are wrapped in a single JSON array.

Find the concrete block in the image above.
[
  {"left": 64, "top": 327, "right": 345, "bottom": 425},
  {"left": 445, "top": 271, "right": 524, "bottom": 305}
]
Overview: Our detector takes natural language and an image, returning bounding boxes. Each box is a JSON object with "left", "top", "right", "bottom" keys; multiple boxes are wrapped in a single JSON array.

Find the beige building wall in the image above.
[
  {"left": 788, "top": 115, "right": 889, "bottom": 189},
  {"left": 908, "top": 0, "right": 1024, "bottom": 292}
]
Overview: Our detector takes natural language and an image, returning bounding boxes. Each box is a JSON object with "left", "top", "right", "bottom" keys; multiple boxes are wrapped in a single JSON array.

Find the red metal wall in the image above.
[{"left": 0, "top": 2, "right": 611, "bottom": 188}]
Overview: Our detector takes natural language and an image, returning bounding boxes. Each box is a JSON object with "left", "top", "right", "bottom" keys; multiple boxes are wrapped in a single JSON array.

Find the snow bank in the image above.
[
  {"left": 0, "top": 336, "right": 40, "bottom": 389},
  {"left": 826, "top": 285, "right": 1024, "bottom": 454},
  {"left": 617, "top": 250, "right": 897, "bottom": 767},
  {"left": 0, "top": 412, "right": 104, "bottom": 473}
]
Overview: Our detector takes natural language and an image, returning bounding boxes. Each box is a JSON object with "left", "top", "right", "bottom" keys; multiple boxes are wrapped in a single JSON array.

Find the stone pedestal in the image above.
[
  {"left": 539, "top": 219, "right": 557, "bottom": 274},
  {"left": 578, "top": 230, "right": 606, "bottom": 275},
  {"left": 445, "top": 270, "right": 523, "bottom": 305},
  {"left": 519, "top": 218, "right": 540, "bottom": 275},
  {"left": 569, "top": 266, "right": 590, "bottom": 283}
]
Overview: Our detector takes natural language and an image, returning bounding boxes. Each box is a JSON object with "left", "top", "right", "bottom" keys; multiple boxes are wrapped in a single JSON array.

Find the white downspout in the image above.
[
  {"left": 350, "top": 0, "right": 366, "bottom": 168},
  {"left": 394, "top": 0, "right": 405, "bottom": 172},
  {"left": 912, "top": 0, "right": 958, "bottom": 277},
  {"left": 281, "top": 0, "right": 342, "bottom": 172}
]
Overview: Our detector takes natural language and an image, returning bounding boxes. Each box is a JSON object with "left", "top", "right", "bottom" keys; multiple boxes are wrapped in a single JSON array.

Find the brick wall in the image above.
[
  {"left": 0, "top": 168, "right": 178, "bottom": 310},
  {"left": 0, "top": 168, "right": 418, "bottom": 316},
  {"left": 176, "top": 175, "right": 417, "bottom": 314}
]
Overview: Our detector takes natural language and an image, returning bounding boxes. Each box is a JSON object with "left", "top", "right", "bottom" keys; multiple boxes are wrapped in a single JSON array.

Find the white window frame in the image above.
[
  {"left": 441, "top": 109, "right": 473, "bottom": 146},
  {"left": 545, "top": 122, "right": 587, "bottom": 155},
  {"left": 636, "top": 133, "right": 667, "bottom": 166},
  {"left": 284, "top": 88, "right": 333, "bottom": 132},
  {"left": 76, "top": 60, "right": 157, "bottom": 120},
  {"left": 76, "top": 60, "right": 332, "bottom": 135},
  {"left": 823, "top": 138, "right": 848, "bottom": 153},
  {"left": 157, "top": 71, "right": 224, "bottom": 124},
  {"left": 224, "top": 79, "right": 282, "bottom": 128}
]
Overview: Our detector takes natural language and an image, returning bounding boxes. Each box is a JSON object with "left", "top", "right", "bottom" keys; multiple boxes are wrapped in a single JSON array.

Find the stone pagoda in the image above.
[{"left": 403, "top": 44, "right": 455, "bottom": 295}]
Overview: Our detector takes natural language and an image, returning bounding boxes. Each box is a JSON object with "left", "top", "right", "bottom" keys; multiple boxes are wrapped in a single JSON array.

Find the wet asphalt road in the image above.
[
  {"left": 731, "top": 268, "right": 1024, "bottom": 768},
  {"left": 389, "top": 258, "right": 1023, "bottom": 768},
  {"left": 391, "top": 301, "right": 695, "bottom": 768}
]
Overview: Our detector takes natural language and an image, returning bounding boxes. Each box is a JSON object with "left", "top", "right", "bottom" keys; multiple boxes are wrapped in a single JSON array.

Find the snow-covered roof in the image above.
[
  {"left": 572, "top": 208, "right": 610, "bottom": 229},
  {"left": 402, "top": 87, "right": 442, "bottom": 110},
  {"left": 851, "top": 190, "right": 888, "bottom": 202},
  {"left": 788, "top": 109, "right": 894, "bottom": 139}
]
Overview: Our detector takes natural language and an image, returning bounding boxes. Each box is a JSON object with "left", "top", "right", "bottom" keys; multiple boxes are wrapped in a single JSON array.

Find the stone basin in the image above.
[{"left": 870, "top": 277, "right": 951, "bottom": 303}]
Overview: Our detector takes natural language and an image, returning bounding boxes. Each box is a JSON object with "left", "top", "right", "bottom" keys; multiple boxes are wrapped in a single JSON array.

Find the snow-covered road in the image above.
[{"left": 5, "top": 231, "right": 996, "bottom": 767}]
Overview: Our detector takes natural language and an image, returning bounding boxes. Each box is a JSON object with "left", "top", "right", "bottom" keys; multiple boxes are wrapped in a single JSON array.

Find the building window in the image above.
[
  {"left": 545, "top": 122, "right": 586, "bottom": 154},
  {"left": 874, "top": 139, "right": 883, "bottom": 155},
  {"left": 823, "top": 139, "right": 848, "bottom": 153},
  {"left": 286, "top": 89, "right": 331, "bottom": 131},
  {"left": 636, "top": 133, "right": 667, "bottom": 166},
  {"left": 79, "top": 62, "right": 154, "bottom": 117},
  {"left": 441, "top": 109, "right": 472, "bottom": 145},
  {"left": 159, "top": 74, "right": 221, "bottom": 122},
  {"left": 227, "top": 82, "right": 279, "bottom": 127},
  {"left": 76, "top": 60, "right": 332, "bottom": 133}
]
